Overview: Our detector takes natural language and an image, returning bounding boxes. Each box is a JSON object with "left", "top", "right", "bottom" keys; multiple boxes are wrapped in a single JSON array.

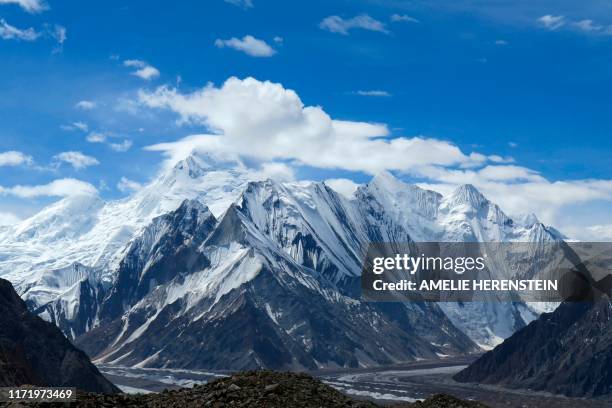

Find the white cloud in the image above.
[
  {"left": 536, "top": 15, "right": 612, "bottom": 35},
  {"left": 0, "top": 151, "right": 33, "bottom": 166},
  {"left": 356, "top": 90, "right": 391, "bottom": 97},
  {"left": 254, "top": 162, "right": 295, "bottom": 182},
  {"left": 0, "top": 19, "right": 39, "bottom": 41},
  {"left": 86, "top": 132, "right": 106, "bottom": 143},
  {"left": 508, "top": 141, "right": 518, "bottom": 148},
  {"left": 139, "top": 77, "right": 501, "bottom": 175},
  {"left": 0, "top": 0, "right": 47, "bottom": 13},
  {"left": 0, "top": 178, "right": 98, "bottom": 198},
  {"left": 75, "top": 100, "right": 96, "bottom": 110},
  {"left": 85, "top": 132, "right": 132, "bottom": 152},
  {"left": 214, "top": 35, "right": 276, "bottom": 57},
  {"left": 224, "top": 0, "right": 252, "bottom": 9},
  {"left": 583, "top": 224, "right": 612, "bottom": 241},
  {"left": 538, "top": 15, "right": 566, "bottom": 30},
  {"left": 390, "top": 14, "right": 419, "bottom": 23},
  {"left": 51, "top": 24, "right": 66, "bottom": 44},
  {"left": 124, "top": 59, "right": 160, "bottom": 80},
  {"left": 495, "top": 39, "right": 508, "bottom": 45},
  {"left": 0, "top": 211, "right": 21, "bottom": 226},
  {"left": 319, "top": 14, "right": 389, "bottom": 35},
  {"left": 117, "top": 177, "right": 142, "bottom": 193},
  {"left": 53, "top": 151, "right": 99, "bottom": 170},
  {"left": 572, "top": 19, "right": 602, "bottom": 32},
  {"left": 109, "top": 139, "right": 133, "bottom": 152},
  {"left": 273, "top": 36, "right": 283, "bottom": 43},
  {"left": 325, "top": 178, "right": 360, "bottom": 198},
  {"left": 138, "top": 76, "right": 612, "bottom": 239},
  {"left": 61, "top": 121, "right": 88, "bottom": 132},
  {"left": 320, "top": 14, "right": 389, "bottom": 35},
  {"left": 73, "top": 121, "right": 88, "bottom": 131}
]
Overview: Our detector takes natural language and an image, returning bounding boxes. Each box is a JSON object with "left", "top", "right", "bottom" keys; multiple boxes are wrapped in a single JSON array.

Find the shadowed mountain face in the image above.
[
  {"left": 454, "top": 298, "right": 612, "bottom": 397},
  {"left": 0, "top": 279, "right": 119, "bottom": 393}
]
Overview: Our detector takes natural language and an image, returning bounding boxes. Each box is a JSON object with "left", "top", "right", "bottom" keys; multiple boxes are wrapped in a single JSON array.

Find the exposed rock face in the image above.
[
  {"left": 454, "top": 298, "right": 612, "bottom": 397},
  {"left": 0, "top": 279, "right": 118, "bottom": 393}
]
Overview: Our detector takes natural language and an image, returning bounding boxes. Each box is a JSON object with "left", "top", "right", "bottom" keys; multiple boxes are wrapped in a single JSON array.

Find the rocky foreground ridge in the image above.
[
  {"left": 1, "top": 371, "right": 488, "bottom": 408},
  {"left": 0, "top": 279, "right": 118, "bottom": 394}
]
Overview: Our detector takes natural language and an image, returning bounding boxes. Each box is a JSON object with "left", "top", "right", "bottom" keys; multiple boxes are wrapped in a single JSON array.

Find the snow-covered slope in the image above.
[{"left": 0, "top": 154, "right": 252, "bottom": 331}]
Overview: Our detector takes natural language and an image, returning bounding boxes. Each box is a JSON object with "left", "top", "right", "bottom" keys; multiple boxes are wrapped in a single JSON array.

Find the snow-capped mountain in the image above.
[
  {"left": 0, "top": 152, "right": 567, "bottom": 366},
  {"left": 0, "top": 154, "right": 252, "bottom": 331}
]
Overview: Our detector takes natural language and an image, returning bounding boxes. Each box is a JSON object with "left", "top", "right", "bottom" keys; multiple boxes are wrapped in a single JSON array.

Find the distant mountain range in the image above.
[
  {"left": 0, "top": 153, "right": 567, "bottom": 370},
  {"left": 0, "top": 278, "right": 118, "bottom": 393}
]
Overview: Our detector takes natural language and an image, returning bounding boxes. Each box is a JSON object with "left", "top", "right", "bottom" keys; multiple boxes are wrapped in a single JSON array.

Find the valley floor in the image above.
[{"left": 97, "top": 357, "right": 612, "bottom": 408}]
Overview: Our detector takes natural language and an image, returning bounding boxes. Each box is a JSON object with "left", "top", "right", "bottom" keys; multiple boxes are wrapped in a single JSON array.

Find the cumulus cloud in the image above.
[
  {"left": 224, "top": 0, "right": 252, "bottom": 9},
  {"left": 124, "top": 59, "right": 160, "bottom": 80},
  {"left": 53, "top": 151, "right": 99, "bottom": 170},
  {"left": 0, "top": 0, "right": 47, "bottom": 13},
  {"left": 0, "top": 19, "right": 39, "bottom": 41},
  {"left": 0, "top": 211, "right": 21, "bottom": 226},
  {"left": 0, "top": 178, "right": 98, "bottom": 198},
  {"left": 319, "top": 14, "right": 389, "bottom": 35},
  {"left": 137, "top": 76, "right": 612, "bottom": 238},
  {"left": 75, "top": 100, "right": 96, "bottom": 110},
  {"left": 390, "top": 14, "right": 419, "bottom": 23},
  {"left": 214, "top": 35, "right": 276, "bottom": 57},
  {"left": 117, "top": 177, "right": 142, "bottom": 193},
  {"left": 325, "top": 178, "right": 360, "bottom": 198},
  {"left": 140, "top": 77, "right": 501, "bottom": 174},
  {"left": 0, "top": 151, "right": 33, "bottom": 167},
  {"left": 355, "top": 90, "right": 391, "bottom": 97}
]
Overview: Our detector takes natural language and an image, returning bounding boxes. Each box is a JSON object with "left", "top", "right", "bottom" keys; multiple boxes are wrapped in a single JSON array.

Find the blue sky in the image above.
[{"left": 1, "top": 0, "right": 612, "bottom": 239}]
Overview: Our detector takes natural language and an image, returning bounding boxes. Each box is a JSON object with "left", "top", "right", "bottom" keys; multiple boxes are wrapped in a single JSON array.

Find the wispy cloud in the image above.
[
  {"left": 538, "top": 15, "right": 566, "bottom": 30},
  {"left": 355, "top": 90, "right": 392, "bottom": 97},
  {"left": 109, "top": 139, "right": 133, "bottom": 152},
  {"left": 0, "top": 19, "right": 39, "bottom": 41},
  {"left": 223, "top": 0, "right": 252, "bottom": 9},
  {"left": 538, "top": 14, "right": 612, "bottom": 35},
  {"left": 85, "top": 132, "right": 132, "bottom": 152},
  {"left": 124, "top": 59, "right": 160, "bottom": 80},
  {"left": 117, "top": 177, "right": 142, "bottom": 193},
  {"left": 0, "top": 178, "right": 98, "bottom": 198},
  {"left": 61, "top": 121, "right": 88, "bottom": 132},
  {"left": 75, "top": 100, "right": 96, "bottom": 110},
  {"left": 86, "top": 132, "right": 106, "bottom": 143},
  {"left": 319, "top": 14, "right": 389, "bottom": 35},
  {"left": 495, "top": 39, "right": 508, "bottom": 46},
  {"left": 53, "top": 151, "right": 99, "bottom": 170},
  {"left": 214, "top": 35, "right": 276, "bottom": 57},
  {"left": 0, "top": 151, "right": 33, "bottom": 167},
  {"left": 0, "top": 0, "right": 47, "bottom": 14},
  {"left": 390, "top": 14, "right": 419, "bottom": 23}
]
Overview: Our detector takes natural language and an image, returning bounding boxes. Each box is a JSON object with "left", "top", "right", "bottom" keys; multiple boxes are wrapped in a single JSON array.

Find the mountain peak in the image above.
[
  {"left": 369, "top": 170, "right": 404, "bottom": 191},
  {"left": 447, "top": 184, "right": 488, "bottom": 208}
]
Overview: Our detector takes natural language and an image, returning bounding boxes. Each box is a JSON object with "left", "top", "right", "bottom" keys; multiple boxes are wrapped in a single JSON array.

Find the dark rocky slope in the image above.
[
  {"left": 0, "top": 278, "right": 118, "bottom": 393},
  {"left": 1, "top": 371, "right": 488, "bottom": 408},
  {"left": 454, "top": 298, "right": 612, "bottom": 397}
]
